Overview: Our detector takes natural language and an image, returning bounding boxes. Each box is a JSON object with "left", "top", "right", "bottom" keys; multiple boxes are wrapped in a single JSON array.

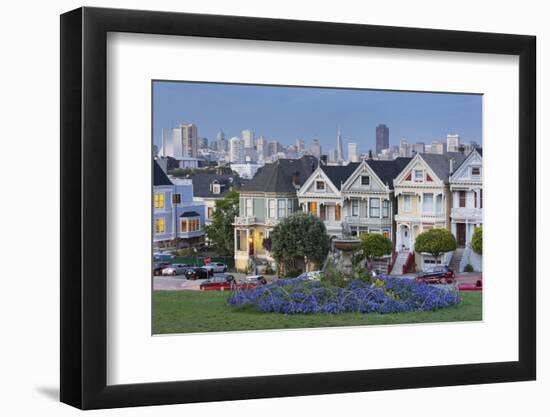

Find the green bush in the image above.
[
  {"left": 471, "top": 226, "right": 483, "bottom": 255},
  {"left": 463, "top": 264, "right": 474, "bottom": 273}
]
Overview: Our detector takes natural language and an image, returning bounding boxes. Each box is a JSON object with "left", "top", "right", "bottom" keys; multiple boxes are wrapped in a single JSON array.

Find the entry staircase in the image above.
[
  {"left": 450, "top": 247, "right": 465, "bottom": 272},
  {"left": 390, "top": 251, "right": 410, "bottom": 275}
]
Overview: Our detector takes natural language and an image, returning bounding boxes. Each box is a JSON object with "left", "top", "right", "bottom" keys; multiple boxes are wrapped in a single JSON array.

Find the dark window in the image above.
[
  {"left": 361, "top": 176, "right": 370, "bottom": 185},
  {"left": 459, "top": 191, "right": 466, "bottom": 208},
  {"left": 172, "top": 193, "right": 181, "bottom": 204}
]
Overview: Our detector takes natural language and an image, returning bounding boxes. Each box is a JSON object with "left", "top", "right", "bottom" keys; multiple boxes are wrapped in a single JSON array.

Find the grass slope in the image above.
[{"left": 153, "top": 290, "right": 482, "bottom": 334}]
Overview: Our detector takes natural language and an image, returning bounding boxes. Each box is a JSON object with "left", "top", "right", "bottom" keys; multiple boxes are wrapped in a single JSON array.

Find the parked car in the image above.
[
  {"left": 244, "top": 275, "right": 267, "bottom": 285},
  {"left": 458, "top": 278, "right": 483, "bottom": 291},
  {"left": 296, "top": 271, "right": 321, "bottom": 281},
  {"left": 184, "top": 267, "right": 212, "bottom": 280},
  {"left": 199, "top": 275, "right": 237, "bottom": 291},
  {"left": 153, "top": 252, "right": 175, "bottom": 261},
  {"left": 153, "top": 262, "right": 170, "bottom": 276},
  {"left": 161, "top": 263, "right": 193, "bottom": 276},
  {"left": 415, "top": 265, "right": 455, "bottom": 284},
  {"left": 203, "top": 262, "right": 228, "bottom": 273}
]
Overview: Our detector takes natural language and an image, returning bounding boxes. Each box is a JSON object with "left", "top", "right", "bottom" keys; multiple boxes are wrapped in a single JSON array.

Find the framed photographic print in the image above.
[{"left": 60, "top": 6, "right": 536, "bottom": 410}]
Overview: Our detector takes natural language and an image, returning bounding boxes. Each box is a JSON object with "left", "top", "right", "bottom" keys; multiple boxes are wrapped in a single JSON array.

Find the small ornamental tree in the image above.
[
  {"left": 270, "top": 212, "right": 329, "bottom": 276},
  {"left": 359, "top": 233, "right": 393, "bottom": 271},
  {"left": 204, "top": 188, "right": 239, "bottom": 256},
  {"left": 471, "top": 226, "right": 483, "bottom": 255},
  {"left": 414, "top": 228, "right": 457, "bottom": 266}
]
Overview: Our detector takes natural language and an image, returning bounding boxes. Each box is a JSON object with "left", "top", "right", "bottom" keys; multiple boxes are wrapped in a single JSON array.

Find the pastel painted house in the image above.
[
  {"left": 392, "top": 152, "right": 465, "bottom": 272},
  {"left": 153, "top": 161, "right": 206, "bottom": 249},
  {"left": 450, "top": 148, "right": 483, "bottom": 271},
  {"left": 234, "top": 156, "right": 317, "bottom": 272}
]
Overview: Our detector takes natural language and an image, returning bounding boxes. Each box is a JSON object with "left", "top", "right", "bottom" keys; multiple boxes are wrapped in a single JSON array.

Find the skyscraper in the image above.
[
  {"left": 447, "top": 134, "right": 460, "bottom": 153},
  {"left": 180, "top": 123, "right": 198, "bottom": 158},
  {"left": 216, "top": 131, "right": 227, "bottom": 152},
  {"left": 336, "top": 128, "right": 344, "bottom": 162},
  {"left": 376, "top": 124, "right": 390, "bottom": 155},
  {"left": 295, "top": 138, "right": 305, "bottom": 153},
  {"left": 242, "top": 129, "right": 255, "bottom": 149},
  {"left": 229, "top": 137, "right": 244, "bottom": 163},
  {"left": 160, "top": 123, "right": 198, "bottom": 158},
  {"left": 310, "top": 139, "right": 322, "bottom": 158},
  {"left": 256, "top": 135, "right": 265, "bottom": 161},
  {"left": 399, "top": 139, "right": 412, "bottom": 157},
  {"left": 348, "top": 142, "right": 359, "bottom": 162},
  {"left": 412, "top": 142, "right": 425, "bottom": 155},
  {"left": 429, "top": 141, "right": 444, "bottom": 155}
]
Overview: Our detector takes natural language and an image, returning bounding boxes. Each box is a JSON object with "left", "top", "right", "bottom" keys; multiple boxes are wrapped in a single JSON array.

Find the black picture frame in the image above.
[{"left": 60, "top": 6, "right": 536, "bottom": 410}]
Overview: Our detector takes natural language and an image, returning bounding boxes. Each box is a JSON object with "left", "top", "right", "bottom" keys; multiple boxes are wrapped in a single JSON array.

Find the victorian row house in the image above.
[
  {"left": 297, "top": 157, "right": 411, "bottom": 242},
  {"left": 233, "top": 156, "right": 317, "bottom": 271},
  {"left": 153, "top": 161, "right": 206, "bottom": 249}
]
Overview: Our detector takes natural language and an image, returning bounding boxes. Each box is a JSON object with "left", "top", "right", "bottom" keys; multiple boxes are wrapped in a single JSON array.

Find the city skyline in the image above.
[{"left": 153, "top": 81, "right": 483, "bottom": 156}]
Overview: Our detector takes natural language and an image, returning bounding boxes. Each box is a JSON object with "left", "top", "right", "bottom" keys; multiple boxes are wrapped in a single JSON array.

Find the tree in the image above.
[
  {"left": 471, "top": 226, "right": 483, "bottom": 255},
  {"left": 204, "top": 188, "right": 239, "bottom": 256},
  {"left": 270, "top": 212, "right": 329, "bottom": 276},
  {"left": 359, "top": 233, "right": 393, "bottom": 271},
  {"left": 414, "top": 228, "right": 457, "bottom": 265}
]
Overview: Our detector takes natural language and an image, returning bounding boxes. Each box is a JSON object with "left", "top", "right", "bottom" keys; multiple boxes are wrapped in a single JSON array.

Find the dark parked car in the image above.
[
  {"left": 153, "top": 262, "right": 170, "bottom": 276},
  {"left": 415, "top": 265, "right": 455, "bottom": 284},
  {"left": 184, "top": 267, "right": 212, "bottom": 280}
]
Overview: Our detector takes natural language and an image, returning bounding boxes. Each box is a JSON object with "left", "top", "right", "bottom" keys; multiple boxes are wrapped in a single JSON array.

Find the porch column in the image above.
[
  {"left": 246, "top": 228, "right": 250, "bottom": 256},
  {"left": 234, "top": 228, "right": 238, "bottom": 253}
]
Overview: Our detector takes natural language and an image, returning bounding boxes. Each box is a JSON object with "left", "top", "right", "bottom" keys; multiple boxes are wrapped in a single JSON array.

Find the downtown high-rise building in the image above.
[
  {"left": 429, "top": 141, "right": 445, "bottom": 155},
  {"left": 310, "top": 139, "right": 322, "bottom": 158},
  {"left": 216, "top": 131, "right": 227, "bottom": 152},
  {"left": 399, "top": 139, "right": 412, "bottom": 157},
  {"left": 412, "top": 142, "right": 425, "bottom": 155},
  {"left": 376, "top": 124, "right": 390, "bottom": 155},
  {"left": 256, "top": 135, "right": 266, "bottom": 161},
  {"left": 295, "top": 138, "right": 305, "bottom": 153},
  {"left": 348, "top": 142, "right": 359, "bottom": 162},
  {"left": 229, "top": 137, "right": 244, "bottom": 163},
  {"left": 242, "top": 129, "right": 255, "bottom": 149},
  {"left": 336, "top": 128, "right": 344, "bottom": 162},
  {"left": 160, "top": 123, "right": 198, "bottom": 158},
  {"left": 447, "top": 134, "right": 460, "bottom": 153}
]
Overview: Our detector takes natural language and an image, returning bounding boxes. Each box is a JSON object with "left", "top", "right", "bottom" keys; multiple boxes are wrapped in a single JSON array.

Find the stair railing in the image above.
[{"left": 402, "top": 252, "right": 415, "bottom": 274}]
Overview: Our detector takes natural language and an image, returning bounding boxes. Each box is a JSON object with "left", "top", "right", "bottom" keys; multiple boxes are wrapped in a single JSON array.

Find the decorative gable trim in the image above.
[
  {"left": 393, "top": 154, "right": 443, "bottom": 187},
  {"left": 341, "top": 160, "right": 387, "bottom": 193},
  {"left": 297, "top": 166, "right": 341, "bottom": 198}
]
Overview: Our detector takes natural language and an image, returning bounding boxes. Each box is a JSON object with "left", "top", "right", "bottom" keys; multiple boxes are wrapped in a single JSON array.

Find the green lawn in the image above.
[{"left": 152, "top": 290, "right": 482, "bottom": 334}]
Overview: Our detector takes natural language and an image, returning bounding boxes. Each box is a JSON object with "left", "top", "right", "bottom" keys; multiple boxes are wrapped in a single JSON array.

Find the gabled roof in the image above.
[
  {"left": 180, "top": 211, "right": 200, "bottom": 218},
  {"left": 366, "top": 157, "right": 412, "bottom": 189},
  {"left": 191, "top": 173, "right": 243, "bottom": 198},
  {"left": 451, "top": 148, "right": 483, "bottom": 175},
  {"left": 154, "top": 160, "right": 173, "bottom": 186},
  {"left": 419, "top": 152, "right": 466, "bottom": 184},
  {"left": 320, "top": 163, "right": 360, "bottom": 190},
  {"left": 239, "top": 156, "right": 318, "bottom": 194}
]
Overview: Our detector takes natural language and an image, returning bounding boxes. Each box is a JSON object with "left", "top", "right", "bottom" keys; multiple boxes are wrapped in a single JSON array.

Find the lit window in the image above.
[
  {"left": 369, "top": 198, "right": 380, "bottom": 217},
  {"left": 180, "top": 219, "right": 187, "bottom": 232},
  {"left": 361, "top": 175, "right": 370, "bottom": 185},
  {"left": 308, "top": 201, "right": 318, "bottom": 215},
  {"left": 207, "top": 207, "right": 214, "bottom": 218},
  {"left": 315, "top": 181, "right": 325, "bottom": 191},
  {"left": 212, "top": 183, "right": 221, "bottom": 194},
  {"left": 383, "top": 230, "right": 390, "bottom": 239},
  {"left": 154, "top": 193, "right": 165, "bottom": 209},
  {"left": 335, "top": 204, "right": 341, "bottom": 221},
  {"left": 154, "top": 218, "right": 165, "bottom": 234}
]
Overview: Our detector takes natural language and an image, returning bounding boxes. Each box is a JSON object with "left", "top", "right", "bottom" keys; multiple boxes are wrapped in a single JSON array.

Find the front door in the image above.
[{"left": 456, "top": 223, "right": 466, "bottom": 247}]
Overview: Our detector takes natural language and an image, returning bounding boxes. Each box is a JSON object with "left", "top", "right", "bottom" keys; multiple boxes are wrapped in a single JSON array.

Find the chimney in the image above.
[
  {"left": 368, "top": 149, "right": 373, "bottom": 160},
  {"left": 449, "top": 158, "right": 455, "bottom": 174},
  {"left": 292, "top": 171, "right": 300, "bottom": 189}
]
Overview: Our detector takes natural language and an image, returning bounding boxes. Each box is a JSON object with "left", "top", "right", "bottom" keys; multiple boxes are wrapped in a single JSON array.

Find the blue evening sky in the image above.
[{"left": 153, "top": 81, "right": 482, "bottom": 154}]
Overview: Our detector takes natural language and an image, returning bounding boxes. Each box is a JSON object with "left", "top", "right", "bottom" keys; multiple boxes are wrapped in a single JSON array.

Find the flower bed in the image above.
[{"left": 227, "top": 277, "right": 461, "bottom": 314}]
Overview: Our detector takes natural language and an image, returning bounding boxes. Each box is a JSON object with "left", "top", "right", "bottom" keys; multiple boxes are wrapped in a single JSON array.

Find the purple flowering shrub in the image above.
[{"left": 227, "top": 277, "right": 461, "bottom": 314}]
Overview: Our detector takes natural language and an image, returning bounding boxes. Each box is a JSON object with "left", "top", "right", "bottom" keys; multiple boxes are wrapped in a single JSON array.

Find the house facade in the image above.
[
  {"left": 191, "top": 173, "right": 244, "bottom": 226},
  {"left": 233, "top": 156, "right": 317, "bottom": 272},
  {"left": 449, "top": 149, "right": 483, "bottom": 247},
  {"left": 153, "top": 161, "right": 206, "bottom": 249},
  {"left": 297, "top": 158, "right": 411, "bottom": 241},
  {"left": 393, "top": 153, "right": 465, "bottom": 270}
]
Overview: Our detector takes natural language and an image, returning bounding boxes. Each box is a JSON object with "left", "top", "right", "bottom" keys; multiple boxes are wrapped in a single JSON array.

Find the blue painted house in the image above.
[{"left": 153, "top": 161, "right": 206, "bottom": 249}]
